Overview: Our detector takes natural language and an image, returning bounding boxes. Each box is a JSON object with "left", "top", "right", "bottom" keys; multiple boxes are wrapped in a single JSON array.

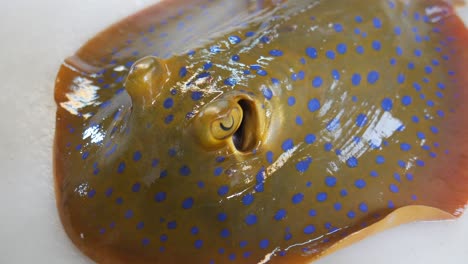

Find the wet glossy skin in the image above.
[{"left": 54, "top": 0, "right": 468, "bottom": 263}]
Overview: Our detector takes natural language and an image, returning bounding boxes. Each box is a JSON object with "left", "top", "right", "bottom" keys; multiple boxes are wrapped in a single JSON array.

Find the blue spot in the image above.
[
  {"left": 327, "top": 118, "right": 340, "bottom": 132},
  {"left": 154, "top": 192, "right": 166, "bottom": 202},
  {"left": 376, "top": 155, "right": 385, "bottom": 164},
  {"left": 396, "top": 46, "right": 403, "bottom": 56},
  {"left": 332, "top": 69, "right": 340, "bottom": 80},
  {"left": 304, "top": 225, "right": 316, "bottom": 234},
  {"left": 381, "top": 98, "right": 393, "bottom": 111},
  {"left": 417, "top": 132, "right": 426, "bottom": 140},
  {"left": 312, "top": 76, "right": 323, "bottom": 88},
  {"left": 430, "top": 126, "right": 439, "bottom": 134},
  {"left": 414, "top": 49, "right": 422, "bottom": 57},
  {"left": 308, "top": 98, "right": 321, "bottom": 112},
  {"left": 179, "top": 66, "right": 187, "bottom": 77},
  {"left": 306, "top": 47, "right": 317, "bottom": 58},
  {"left": 132, "top": 151, "right": 142, "bottom": 161},
  {"left": 132, "top": 182, "right": 141, "bottom": 192},
  {"left": 324, "top": 143, "right": 333, "bottom": 152},
  {"left": 359, "top": 202, "right": 368, "bottom": 212},
  {"left": 240, "top": 241, "right": 248, "bottom": 248},
  {"left": 210, "top": 45, "right": 221, "bottom": 53},
  {"left": 326, "top": 50, "right": 335, "bottom": 60},
  {"left": 347, "top": 211, "right": 356, "bottom": 219},
  {"left": 296, "top": 116, "right": 303, "bottom": 126},
  {"left": 228, "top": 35, "right": 241, "bottom": 44},
  {"left": 425, "top": 66, "right": 433, "bottom": 74},
  {"left": 191, "top": 91, "right": 203, "bottom": 101},
  {"left": 105, "top": 188, "right": 113, "bottom": 197},
  {"left": 220, "top": 229, "right": 230, "bottom": 238},
  {"left": 309, "top": 209, "right": 317, "bottom": 217},
  {"left": 179, "top": 165, "right": 191, "bottom": 176},
  {"left": 355, "top": 16, "right": 363, "bottom": 23},
  {"left": 408, "top": 62, "right": 415, "bottom": 69},
  {"left": 341, "top": 189, "right": 348, "bottom": 197},
  {"left": 400, "top": 143, "right": 412, "bottom": 151},
  {"left": 352, "top": 74, "right": 361, "bottom": 86},
  {"left": 217, "top": 213, "right": 227, "bottom": 222},
  {"left": 373, "top": 17, "right": 382, "bottom": 28},
  {"left": 214, "top": 167, "right": 223, "bottom": 176},
  {"left": 394, "top": 26, "right": 401, "bottom": 35},
  {"left": 245, "top": 31, "right": 255, "bottom": 37},
  {"left": 117, "top": 162, "right": 126, "bottom": 173},
  {"left": 288, "top": 96, "right": 296, "bottom": 106},
  {"left": 355, "top": 114, "right": 368, "bottom": 127},
  {"left": 197, "top": 181, "right": 205, "bottom": 189},
  {"left": 274, "top": 209, "right": 287, "bottom": 221},
  {"left": 282, "top": 139, "right": 294, "bottom": 152},
  {"left": 229, "top": 253, "right": 236, "bottom": 261},
  {"left": 406, "top": 173, "right": 414, "bottom": 181},
  {"left": 255, "top": 183, "right": 264, "bottom": 192},
  {"left": 334, "top": 203, "right": 342, "bottom": 211},
  {"left": 82, "top": 152, "right": 89, "bottom": 160},
  {"left": 325, "top": 176, "right": 337, "bottom": 187},
  {"left": 334, "top": 23, "right": 343, "bottom": 32},
  {"left": 245, "top": 214, "right": 257, "bottom": 225},
  {"left": 356, "top": 46, "right": 364, "bottom": 54},
  {"left": 242, "top": 194, "right": 254, "bottom": 206},
  {"left": 336, "top": 43, "right": 347, "bottom": 54},
  {"left": 182, "top": 197, "right": 194, "bottom": 209},
  {"left": 194, "top": 239, "right": 203, "bottom": 249},
  {"left": 260, "top": 36, "right": 270, "bottom": 43},
  {"left": 397, "top": 73, "right": 405, "bottom": 84},
  {"left": 218, "top": 185, "right": 229, "bottom": 196},
  {"left": 125, "top": 210, "right": 134, "bottom": 219},
  {"left": 203, "top": 62, "right": 212, "bottom": 70},
  {"left": 224, "top": 78, "right": 237, "bottom": 86},
  {"left": 367, "top": 71, "right": 379, "bottom": 84},
  {"left": 347, "top": 157, "right": 359, "bottom": 168},
  {"left": 259, "top": 239, "right": 269, "bottom": 249},
  {"left": 316, "top": 192, "right": 327, "bottom": 202},
  {"left": 115, "top": 197, "right": 123, "bottom": 205},
  {"left": 87, "top": 189, "right": 96, "bottom": 198},
  {"left": 372, "top": 40, "right": 381, "bottom": 51},
  {"left": 355, "top": 179, "right": 366, "bottom": 189},
  {"left": 266, "top": 151, "right": 274, "bottom": 164},
  {"left": 164, "top": 114, "right": 174, "bottom": 124},
  {"left": 262, "top": 87, "right": 273, "bottom": 100},
  {"left": 257, "top": 69, "right": 267, "bottom": 76},
  {"left": 389, "top": 184, "right": 399, "bottom": 193},
  {"left": 142, "top": 238, "right": 150, "bottom": 246},
  {"left": 402, "top": 95, "right": 412, "bottom": 106},
  {"left": 292, "top": 193, "right": 304, "bottom": 204},
  {"left": 269, "top": 49, "right": 283, "bottom": 56},
  {"left": 370, "top": 171, "right": 379, "bottom": 177},
  {"left": 296, "top": 157, "right": 312, "bottom": 173},
  {"left": 305, "top": 134, "right": 316, "bottom": 144},
  {"left": 160, "top": 234, "right": 168, "bottom": 242}
]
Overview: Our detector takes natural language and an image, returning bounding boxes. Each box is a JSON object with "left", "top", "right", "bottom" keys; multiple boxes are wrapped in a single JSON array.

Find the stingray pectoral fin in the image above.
[{"left": 319, "top": 206, "right": 456, "bottom": 259}]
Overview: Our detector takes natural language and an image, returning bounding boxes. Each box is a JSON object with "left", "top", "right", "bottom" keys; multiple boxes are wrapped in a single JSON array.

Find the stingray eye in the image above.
[
  {"left": 191, "top": 94, "right": 262, "bottom": 152},
  {"left": 191, "top": 99, "right": 243, "bottom": 150},
  {"left": 211, "top": 108, "right": 242, "bottom": 140}
]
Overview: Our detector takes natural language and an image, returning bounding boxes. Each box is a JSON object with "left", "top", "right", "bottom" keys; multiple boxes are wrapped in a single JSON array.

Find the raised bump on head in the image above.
[{"left": 125, "top": 56, "right": 166, "bottom": 111}]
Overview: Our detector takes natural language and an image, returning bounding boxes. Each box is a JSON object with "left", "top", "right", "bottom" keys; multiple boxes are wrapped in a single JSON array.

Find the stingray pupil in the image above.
[
  {"left": 220, "top": 116, "right": 234, "bottom": 131},
  {"left": 233, "top": 99, "right": 253, "bottom": 152}
]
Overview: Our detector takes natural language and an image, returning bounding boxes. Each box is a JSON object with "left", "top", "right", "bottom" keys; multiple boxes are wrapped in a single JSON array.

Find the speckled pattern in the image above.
[{"left": 53, "top": 0, "right": 468, "bottom": 263}]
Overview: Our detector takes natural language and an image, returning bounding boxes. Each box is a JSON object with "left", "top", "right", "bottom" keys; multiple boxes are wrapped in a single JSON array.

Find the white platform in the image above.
[{"left": 0, "top": 1, "right": 466, "bottom": 263}]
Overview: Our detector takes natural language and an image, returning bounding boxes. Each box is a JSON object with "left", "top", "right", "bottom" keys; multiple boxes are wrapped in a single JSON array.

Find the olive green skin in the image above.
[{"left": 54, "top": 0, "right": 468, "bottom": 263}]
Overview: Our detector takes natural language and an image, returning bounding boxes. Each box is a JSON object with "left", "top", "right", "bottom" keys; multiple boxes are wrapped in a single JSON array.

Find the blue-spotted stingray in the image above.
[{"left": 53, "top": 0, "right": 468, "bottom": 263}]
